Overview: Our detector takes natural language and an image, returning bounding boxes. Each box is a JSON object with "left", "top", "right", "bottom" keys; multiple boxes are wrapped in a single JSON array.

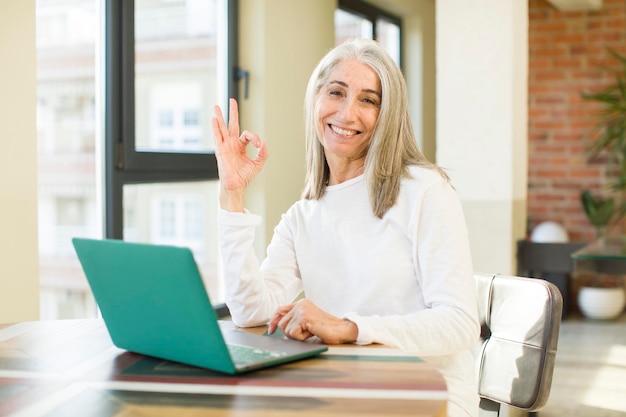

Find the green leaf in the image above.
[
  {"left": 581, "top": 48, "right": 626, "bottom": 192},
  {"left": 581, "top": 190, "right": 615, "bottom": 228}
]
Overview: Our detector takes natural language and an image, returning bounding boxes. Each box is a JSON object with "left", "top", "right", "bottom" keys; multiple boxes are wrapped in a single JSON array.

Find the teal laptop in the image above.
[{"left": 71, "top": 238, "right": 327, "bottom": 374}]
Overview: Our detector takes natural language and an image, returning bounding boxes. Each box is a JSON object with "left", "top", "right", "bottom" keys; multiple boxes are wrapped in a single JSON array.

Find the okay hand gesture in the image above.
[{"left": 212, "top": 98, "right": 269, "bottom": 211}]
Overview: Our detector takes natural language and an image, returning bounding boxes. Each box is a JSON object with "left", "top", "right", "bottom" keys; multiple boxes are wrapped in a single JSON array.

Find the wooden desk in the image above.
[{"left": 0, "top": 319, "right": 447, "bottom": 417}]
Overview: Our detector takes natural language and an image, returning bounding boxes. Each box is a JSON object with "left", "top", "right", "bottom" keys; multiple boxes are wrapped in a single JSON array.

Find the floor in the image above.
[{"left": 538, "top": 312, "right": 626, "bottom": 417}]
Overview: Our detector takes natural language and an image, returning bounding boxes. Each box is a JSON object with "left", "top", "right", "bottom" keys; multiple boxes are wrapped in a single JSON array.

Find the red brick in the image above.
[
  {"left": 534, "top": 21, "right": 569, "bottom": 31},
  {"left": 606, "top": 18, "right": 626, "bottom": 29},
  {"left": 552, "top": 33, "right": 586, "bottom": 43},
  {"left": 528, "top": 0, "right": 626, "bottom": 240},
  {"left": 589, "top": 32, "right": 622, "bottom": 42},
  {"left": 553, "top": 57, "right": 584, "bottom": 68},
  {"left": 532, "top": 45, "right": 569, "bottom": 56}
]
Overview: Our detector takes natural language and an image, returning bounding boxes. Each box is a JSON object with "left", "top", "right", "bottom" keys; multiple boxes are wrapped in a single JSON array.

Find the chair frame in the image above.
[{"left": 475, "top": 273, "right": 563, "bottom": 417}]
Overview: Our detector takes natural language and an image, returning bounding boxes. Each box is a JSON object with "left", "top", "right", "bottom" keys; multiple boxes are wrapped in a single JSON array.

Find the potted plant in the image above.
[
  {"left": 577, "top": 48, "right": 626, "bottom": 319},
  {"left": 580, "top": 189, "right": 618, "bottom": 239},
  {"left": 578, "top": 190, "right": 625, "bottom": 319}
]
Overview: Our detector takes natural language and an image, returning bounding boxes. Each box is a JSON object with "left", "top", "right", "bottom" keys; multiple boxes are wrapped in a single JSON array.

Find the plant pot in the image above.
[{"left": 577, "top": 286, "right": 625, "bottom": 320}]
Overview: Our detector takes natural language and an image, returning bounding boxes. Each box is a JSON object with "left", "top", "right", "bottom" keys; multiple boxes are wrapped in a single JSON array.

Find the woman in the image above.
[{"left": 212, "top": 39, "right": 480, "bottom": 417}]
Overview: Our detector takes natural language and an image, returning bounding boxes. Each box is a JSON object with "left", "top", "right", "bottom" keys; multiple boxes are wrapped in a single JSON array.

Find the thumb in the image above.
[{"left": 254, "top": 141, "right": 269, "bottom": 164}]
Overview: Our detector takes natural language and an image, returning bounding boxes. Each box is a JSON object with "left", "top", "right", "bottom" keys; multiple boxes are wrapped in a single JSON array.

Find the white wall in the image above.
[
  {"left": 0, "top": 0, "right": 40, "bottom": 322},
  {"left": 436, "top": 0, "right": 528, "bottom": 275}
]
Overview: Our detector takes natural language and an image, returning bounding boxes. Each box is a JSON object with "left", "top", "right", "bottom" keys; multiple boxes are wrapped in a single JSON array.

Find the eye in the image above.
[
  {"left": 362, "top": 96, "right": 380, "bottom": 106},
  {"left": 329, "top": 89, "right": 343, "bottom": 97}
]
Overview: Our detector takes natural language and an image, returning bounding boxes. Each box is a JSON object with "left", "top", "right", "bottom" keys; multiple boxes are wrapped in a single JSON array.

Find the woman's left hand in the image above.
[{"left": 268, "top": 299, "right": 358, "bottom": 345}]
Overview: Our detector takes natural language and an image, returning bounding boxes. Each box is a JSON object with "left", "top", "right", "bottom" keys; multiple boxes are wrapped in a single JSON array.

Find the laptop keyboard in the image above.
[{"left": 227, "top": 343, "right": 288, "bottom": 366}]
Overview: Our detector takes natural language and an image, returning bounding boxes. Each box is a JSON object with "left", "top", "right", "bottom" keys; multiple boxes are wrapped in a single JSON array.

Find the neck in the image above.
[{"left": 327, "top": 164, "right": 364, "bottom": 186}]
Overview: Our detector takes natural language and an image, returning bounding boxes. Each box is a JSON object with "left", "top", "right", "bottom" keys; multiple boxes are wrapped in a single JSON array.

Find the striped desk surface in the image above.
[{"left": 0, "top": 319, "right": 447, "bottom": 417}]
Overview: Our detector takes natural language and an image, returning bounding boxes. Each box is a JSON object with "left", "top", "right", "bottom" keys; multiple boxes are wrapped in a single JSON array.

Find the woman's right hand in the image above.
[
  {"left": 212, "top": 98, "right": 269, "bottom": 212},
  {"left": 268, "top": 299, "right": 358, "bottom": 345}
]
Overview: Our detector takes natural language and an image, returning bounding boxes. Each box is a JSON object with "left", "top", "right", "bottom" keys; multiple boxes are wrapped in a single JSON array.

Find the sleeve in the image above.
[
  {"left": 218, "top": 208, "right": 304, "bottom": 327},
  {"left": 345, "top": 180, "right": 480, "bottom": 357}
]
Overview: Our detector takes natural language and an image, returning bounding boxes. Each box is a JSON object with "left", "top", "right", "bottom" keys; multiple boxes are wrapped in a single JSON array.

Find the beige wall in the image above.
[
  {"left": 239, "top": 0, "right": 336, "bottom": 254},
  {"left": 0, "top": 0, "right": 40, "bottom": 322}
]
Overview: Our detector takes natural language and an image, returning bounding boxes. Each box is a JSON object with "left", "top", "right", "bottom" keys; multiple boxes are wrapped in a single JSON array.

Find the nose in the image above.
[{"left": 336, "top": 97, "right": 358, "bottom": 123}]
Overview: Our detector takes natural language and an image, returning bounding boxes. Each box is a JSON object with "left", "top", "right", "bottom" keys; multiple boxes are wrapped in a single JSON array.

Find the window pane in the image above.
[
  {"left": 334, "top": 8, "right": 373, "bottom": 45},
  {"left": 123, "top": 181, "right": 224, "bottom": 304},
  {"left": 36, "top": 0, "right": 100, "bottom": 320},
  {"left": 135, "top": 0, "right": 222, "bottom": 153},
  {"left": 377, "top": 18, "right": 401, "bottom": 66}
]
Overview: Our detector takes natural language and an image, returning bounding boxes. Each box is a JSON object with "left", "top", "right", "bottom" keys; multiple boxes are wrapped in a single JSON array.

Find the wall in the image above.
[
  {"left": 437, "top": 0, "right": 529, "bottom": 275},
  {"left": 528, "top": 0, "right": 626, "bottom": 242},
  {"left": 0, "top": 1, "right": 40, "bottom": 322}
]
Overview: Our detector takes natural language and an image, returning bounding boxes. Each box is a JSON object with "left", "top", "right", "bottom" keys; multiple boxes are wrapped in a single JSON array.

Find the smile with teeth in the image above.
[{"left": 330, "top": 124, "right": 360, "bottom": 137}]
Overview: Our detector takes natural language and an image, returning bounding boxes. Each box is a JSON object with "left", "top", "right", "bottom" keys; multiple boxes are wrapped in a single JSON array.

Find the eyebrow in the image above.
[{"left": 328, "top": 80, "right": 381, "bottom": 98}]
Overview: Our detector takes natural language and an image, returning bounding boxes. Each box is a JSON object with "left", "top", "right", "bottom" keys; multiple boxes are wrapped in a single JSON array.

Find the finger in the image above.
[
  {"left": 228, "top": 98, "right": 240, "bottom": 138},
  {"left": 268, "top": 304, "right": 293, "bottom": 334},
  {"left": 254, "top": 141, "right": 269, "bottom": 164},
  {"left": 277, "top": 309, "right": 296, "bottom": 334},
  {"left": 213, "top": 105, "right": 226, "bottom": 127},
  {"left": 278, "top": 308, "right": 312, "bottom": 341},
  {"left": 211, "top": 118, "right": 223, "bottom": 145},
  {"left": 268, "top": 312, "right": 283, "bottom": 334},
  {"left": 238, "top": 134, "right": 251, "bottom": 146},
  {"left": 241, "top": 131, "right": 260, "bottom": 148},
  {"left": 213, "top": 105, "right": 228, "bottom": 142},
  {"left": 283, "top": 319, "right": 313, "bottom": 341}
]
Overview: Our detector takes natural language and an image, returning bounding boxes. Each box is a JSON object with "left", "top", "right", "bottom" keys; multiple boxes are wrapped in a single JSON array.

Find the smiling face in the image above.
[{"left": 316, "top": 58, "right": 381, "bottom": 178}]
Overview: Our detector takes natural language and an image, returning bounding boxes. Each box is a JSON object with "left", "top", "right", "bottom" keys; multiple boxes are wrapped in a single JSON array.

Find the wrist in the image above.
[
  {"left": 219, "top": 188, "right": 246, "bottom": 212},
  {"left": 342, "top": 318, "right": 359, "bottom": 343}
]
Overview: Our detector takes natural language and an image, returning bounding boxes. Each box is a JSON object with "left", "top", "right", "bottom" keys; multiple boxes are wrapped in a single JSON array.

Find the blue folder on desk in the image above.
[{"left": 72, "top": 238, "right": 327, "bottom": 374}]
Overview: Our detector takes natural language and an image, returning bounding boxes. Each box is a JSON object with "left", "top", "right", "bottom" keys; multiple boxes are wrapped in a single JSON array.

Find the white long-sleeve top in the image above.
[{"left": 218, "top": 165, "right": 480, "bottom": 417}]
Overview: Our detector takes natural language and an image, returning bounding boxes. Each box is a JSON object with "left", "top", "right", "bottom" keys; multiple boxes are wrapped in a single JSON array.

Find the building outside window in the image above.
[
  {"left": 36, "top": 0, "right": 233, "bottom": 319},
  {"left": 335, "top": 0, "right": 402, "bottom": 67}
]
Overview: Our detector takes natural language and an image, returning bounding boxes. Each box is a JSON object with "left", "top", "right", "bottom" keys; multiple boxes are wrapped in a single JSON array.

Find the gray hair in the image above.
[{"left": 302, "top": 38, "right": 447, "bottom": 218}]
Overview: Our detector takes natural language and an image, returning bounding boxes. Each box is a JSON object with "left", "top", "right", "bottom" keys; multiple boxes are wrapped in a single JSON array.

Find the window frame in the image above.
[
  {"left": 337, "top": 0, "right": 403, "bottom": 69},
  {"left": 104, "top": 0, "right": 239, "bottom": 239}
]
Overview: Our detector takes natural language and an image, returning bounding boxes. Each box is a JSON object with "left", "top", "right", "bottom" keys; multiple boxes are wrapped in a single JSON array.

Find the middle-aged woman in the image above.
[{"left": 212, "top": 39, "right": 480, "bottom": 417}]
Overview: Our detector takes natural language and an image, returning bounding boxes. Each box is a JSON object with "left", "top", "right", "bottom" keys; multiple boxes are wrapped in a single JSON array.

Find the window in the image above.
[
  {"left": 56, "top": 198, "right": 86, "bottom": 226},
  {"left": 158, "top": 199, "right": 176, "bottom": 239},
  {"left": 184, "top": 109, "right": 200, "bottom": 126},
  {"left": 36, "top": 0, "right": 100, "bottom": 319},
  {"left": 335, "top": 0, "right": 402, "bottom": 68},
  {"left": 158, "top": 110, "right": 174, "bottom": 127},
  {"left": 36, "top": 0, "right": 238, "bottom": 319},
  {"left": 149, "top": 86, "right": 204, "bottom": 151},
  {"left": 106, "top": 0, "right": 237, "bottom": 311}
]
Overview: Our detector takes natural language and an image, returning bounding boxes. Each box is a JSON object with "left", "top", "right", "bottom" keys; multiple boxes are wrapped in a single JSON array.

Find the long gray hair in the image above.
[{"left": 302, "top": 38, "right": 447, "bottom": 218}]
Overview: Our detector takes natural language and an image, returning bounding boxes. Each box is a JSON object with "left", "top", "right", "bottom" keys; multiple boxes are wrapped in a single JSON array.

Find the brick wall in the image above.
[{"left": 528, "top": 0, "right": 626, "bottom": 242}]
